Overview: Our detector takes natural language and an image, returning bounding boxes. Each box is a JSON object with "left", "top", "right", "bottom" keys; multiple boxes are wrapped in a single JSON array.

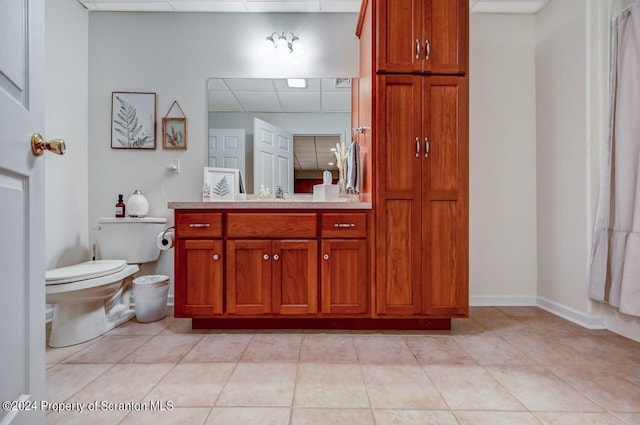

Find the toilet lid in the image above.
[{"left": 46, "top": 260, "right": 127, "bottom": 285}]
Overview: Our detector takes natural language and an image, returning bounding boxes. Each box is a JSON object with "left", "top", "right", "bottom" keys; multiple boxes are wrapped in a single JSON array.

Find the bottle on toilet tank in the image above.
[{"left": 115, "top": 194, "right": 125, "bottom": 218}]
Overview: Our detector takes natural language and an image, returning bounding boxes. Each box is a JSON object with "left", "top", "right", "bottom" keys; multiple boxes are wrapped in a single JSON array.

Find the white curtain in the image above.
[{"left": 589, "top": 1, "right": 640, "bottom": 317}]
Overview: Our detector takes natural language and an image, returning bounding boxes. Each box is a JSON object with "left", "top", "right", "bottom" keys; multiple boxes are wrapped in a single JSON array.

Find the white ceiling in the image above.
[
  {"left": 208, "top": 78, "right": 352, "bottom": 113},
  {"left": 294, "top": 135, "right": 340, "bottom": 171},
  {"left": 78, "top": 0, "right": 549, "bottom": 14}
]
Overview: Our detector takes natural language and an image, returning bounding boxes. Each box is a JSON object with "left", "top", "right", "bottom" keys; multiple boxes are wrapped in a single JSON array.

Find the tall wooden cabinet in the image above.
[{"left": 358, "top": 0, "right": 469, "bottom": 318}]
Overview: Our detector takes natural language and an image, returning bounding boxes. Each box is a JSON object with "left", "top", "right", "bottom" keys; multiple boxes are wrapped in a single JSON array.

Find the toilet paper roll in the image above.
[{"left": 156, "top": 231, "right": 174, "bottom": 251}]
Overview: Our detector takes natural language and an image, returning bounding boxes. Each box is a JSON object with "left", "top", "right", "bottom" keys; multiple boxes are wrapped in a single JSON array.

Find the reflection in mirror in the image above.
[{"left": 207, "top": 77, "right": 354, "bottom": 194}]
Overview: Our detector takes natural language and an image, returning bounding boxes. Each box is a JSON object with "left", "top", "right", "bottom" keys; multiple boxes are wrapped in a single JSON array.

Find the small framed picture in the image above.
[
  {"left": 203, "top": 167, "right": 241, "bottom": 201},
  {"left": 111, "top": 92, "right": 157, "bottom": 149},
  {"left": 162, "top": 117, "right": 187, "bottom": 150}
]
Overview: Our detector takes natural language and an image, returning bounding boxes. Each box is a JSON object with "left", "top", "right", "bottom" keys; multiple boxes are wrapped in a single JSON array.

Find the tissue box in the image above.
[{"left": 313, "top": 184, "right": 339, "bottom": 201}]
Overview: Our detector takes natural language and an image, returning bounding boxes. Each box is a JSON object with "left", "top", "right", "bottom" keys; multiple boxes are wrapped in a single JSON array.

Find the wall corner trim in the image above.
[{"left": 536, "top": 296, "right": 606, "bottom": 329}]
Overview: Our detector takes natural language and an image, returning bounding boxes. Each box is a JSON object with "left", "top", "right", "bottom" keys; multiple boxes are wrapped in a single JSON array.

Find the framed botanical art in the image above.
[
  {"left": 163, "top": 117, "right": 187, "bottom": 150},
  {"left": 203, "top": 167, "right": 241, "bottom": 201},
  {"left": 162, "top": 100, "right": 188, "bottom": 150},
  {"left": 111, "top": 92, "right": 157, "bottom": 149}
]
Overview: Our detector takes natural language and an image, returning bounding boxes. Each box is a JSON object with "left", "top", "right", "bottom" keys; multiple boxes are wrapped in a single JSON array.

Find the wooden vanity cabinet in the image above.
[
  {"left": 376, "top": 0, "right": 468, "bottom": 75},
  {"left": 174, "top": 213, "right": 223, "bottom": 317},
  {"left": 226, "top": 239, "right": 318, "bottom": 316}
]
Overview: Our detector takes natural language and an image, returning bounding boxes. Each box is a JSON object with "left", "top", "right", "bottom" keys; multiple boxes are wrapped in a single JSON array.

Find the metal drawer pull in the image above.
[
  {"left": 334, "top": 223, "right": 356, "bottom": 228},
  {"left": 189, "top": 223, "right": 210, "bottom": 228},
  {"left": 415, "top": 39, "right": 421, "bottom": 59},
  {"left": 416, "top": 137, "right": 420, "bottom": 158},
  {"left": 273, "top": 254, "right": 280, "bottom": 261},
  {"left": 213, "top": 254, "right": 220, "bottom": 261},
  {"left": 263, "top": 254, "right": 270, "bottom": 261},
  {"left": 425, "top": 39, "right": 431, "bottom": 60},
  {"left": 323, "top": 254, "right": 329, "bottom": 260},
  {"left": 424, "top": 137, "right": 430, "bottom": 158}
]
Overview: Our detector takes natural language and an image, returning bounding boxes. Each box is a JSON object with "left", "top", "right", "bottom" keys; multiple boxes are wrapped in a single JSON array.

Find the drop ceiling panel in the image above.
[
  {"left": 225, "top": 78, "right": 275, "bottom": 92},
  {"left": 208, "top": 78, "right": 229, "bottom": 91},
  {"left": 273, "top": 78, "right": 321, "bottom": 92},
  {"left": 279, "top": 92, "right": 321, "bottom": 112},
  {"left": 322, "top": 91, "right": 350, "bottom": 112},
  {"left": 208, "top": 90, "right": 243, "bottom": 111},
  {"left": 235, "top": 91, "right": 281, "bottom": 112}
]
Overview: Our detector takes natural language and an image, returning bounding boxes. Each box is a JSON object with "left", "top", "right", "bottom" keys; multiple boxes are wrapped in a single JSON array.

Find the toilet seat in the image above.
[{"left": 46, "top": 260, "right": 127, "bottom": 285}]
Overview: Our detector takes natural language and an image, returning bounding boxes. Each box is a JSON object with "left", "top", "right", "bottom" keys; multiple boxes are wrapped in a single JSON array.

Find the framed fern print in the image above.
[
  {"left": 203, "top": 167, "right": 240, "bottom": 201},
  {"left": 162, "top": 117, "right": 187, "bottom": 150},
  {"left": 111, "top": 92, "right": 157, "bottom": 149}
]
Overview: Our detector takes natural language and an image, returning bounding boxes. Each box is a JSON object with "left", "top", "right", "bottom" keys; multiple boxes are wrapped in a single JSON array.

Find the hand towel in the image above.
[{"left": 345, "top": 140, "right": 360, "bottom": 194}]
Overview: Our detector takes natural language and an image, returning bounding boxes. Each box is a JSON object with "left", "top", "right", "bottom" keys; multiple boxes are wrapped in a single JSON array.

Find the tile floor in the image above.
[{"left": 45, "top": 307, "right": 640, "bottom": 425}]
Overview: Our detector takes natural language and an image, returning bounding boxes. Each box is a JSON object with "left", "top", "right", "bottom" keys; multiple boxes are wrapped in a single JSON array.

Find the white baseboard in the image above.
[
  {"left": 536, "top": 296, "right": 606, "bottom": 329},
  {"left": 470, "top": 295, "right": 537, "bottom": 306},
  {"left": 45, "top": 295, "right": 174, "bottom": 325}
]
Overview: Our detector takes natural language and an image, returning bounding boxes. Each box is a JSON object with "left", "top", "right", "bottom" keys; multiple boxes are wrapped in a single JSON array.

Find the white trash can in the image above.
[{"left": 132, "top": 275, "right": 170, "bottom": 322}]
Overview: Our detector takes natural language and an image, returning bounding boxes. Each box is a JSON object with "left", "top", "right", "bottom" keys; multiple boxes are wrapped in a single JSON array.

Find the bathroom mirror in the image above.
[{"left": 207, "top": 77, "right": 355, "bottom": 194}]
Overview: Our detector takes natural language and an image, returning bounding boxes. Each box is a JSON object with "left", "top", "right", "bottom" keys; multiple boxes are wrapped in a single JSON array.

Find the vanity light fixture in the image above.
[
  {"left": 287, "top": 78, "right": 307, "bottom": 88},
  {"left": 265, "top": 31, "right": 302, "bottom": 54}
]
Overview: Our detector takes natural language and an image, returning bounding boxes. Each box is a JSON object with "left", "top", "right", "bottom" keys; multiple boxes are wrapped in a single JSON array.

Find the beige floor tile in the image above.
[
  {"left": 353, "top": 336, "right": 417, "bottom": 365},
  {"left": 534, "top": 412, "right": 628, "bottom": 425},
  {"left": 498, "top": 306, "right": 552, "bottom": 318},
  {"left": 549, "top": 365, "right": 640, "bottom": 412},
  {"left": 121, "top": 334, "right": 203, "bottom": 363},
  {"left": 216, "top": 363, "right": 297, "bottom": 407},
  {"left": 62, "top": 335, "right": 151, "bottom": 363},
  {"left": 182, "top": 334, "right": 253, "bottom": 363},
  {"left": 614, "top": 413, "right": 640, "bottom": 424},
  {"left": 294, "top": 363, "right": 369, "bottom": 408},
  {"left": 499, "top": 333, "right": 585, "bottom": 367},
  {"left": 454, "top": 411, "right": 543, "bottom": 425},
  {"left": 240, "top": 334, "right": 302, "bottom": 362},
  {"left": 405, "top": 336, "right": 477, "bottom": 365},
  {"left": 45, "top": 409, "right": 128, "bottom": 425},
  {"left": 46, "top": 337, "right": 102, "bottom": 364},
  {"left": 161, "top": 318, "right": 213, "bottom": 335},
  {"left": 513, "top": 317, "right": 591, "bottom": 338},
  {"left": 453, "top": 334, "right": 536, "bottom": 366},
  {"left": 451, "top": 317, "right": 490, "bottom": 335},
  {"left": 291, "top": 408, "right": 375, "bottom": 425},
  {"left": 69, "top": 363, "right": 174, "bottom": 404},
  {"left": 120, "top": 407, "right": 211, "bottom": 425},
  {"left": 361, "top": 364, "right": 447, "bottom": 409},
  {"left": 373, "top": 409, "right": 459, "bottom": 425},
  {"left": 299, "top": 334, "right": 358, "bottom": 364},
  {"left": 469, "top": 307, "right": 511, "bottom": 318},
  {"left": 487, "top": 365, "right": 602, "bottom": 412},
  {"left": 108, "top": 315, "right": 174, "bottom": 336},
  {"left": 144, "top": 363, "right": 236, "bottom": 407},
  {"left": 424, "top": 365, "right": 525, "bottom": 411},
  {"left": 45, "top": 363, "right": 112, "bottom": 403},
  {"left": 556, "top": 335, "right": 640, "bottom": 367},
  {"left": 204, "top": 407, "right": 290, "bottom": 425}
]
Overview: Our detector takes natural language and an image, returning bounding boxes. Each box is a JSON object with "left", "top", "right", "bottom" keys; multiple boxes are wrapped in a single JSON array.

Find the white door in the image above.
[
  {"left": 208, "top": 128, "right": 246, "bottom": 174},
  {"left": 0, "top": 0, "right": 46, "bottom": 424},
  {"left": 253, "top": 118, "right": 293, "bottom": 194}
]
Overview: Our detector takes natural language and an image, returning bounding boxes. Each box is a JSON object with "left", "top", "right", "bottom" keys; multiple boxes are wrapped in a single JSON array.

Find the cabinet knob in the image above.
[
  {"left": 273, "top": 254, "right": 280, "bottom": 261},
  {"left": 213, "top": 254, "right": 220, "bottom": 261},
  {"left": 323, "top": 254, "right": 329, "bottom": 260},
  {"left": 263, "top": 254, "right": 270, "bottom": 261}
]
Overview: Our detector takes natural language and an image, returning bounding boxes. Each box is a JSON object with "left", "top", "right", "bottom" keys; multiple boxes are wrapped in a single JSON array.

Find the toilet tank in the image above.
[{"left": 96, "top": 217, "right": 167, "bottom": 263}]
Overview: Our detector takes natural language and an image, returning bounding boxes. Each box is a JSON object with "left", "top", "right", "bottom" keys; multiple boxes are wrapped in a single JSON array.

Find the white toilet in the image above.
[{"left": 46, "top": 217, "right": 167, "bottom": 347}]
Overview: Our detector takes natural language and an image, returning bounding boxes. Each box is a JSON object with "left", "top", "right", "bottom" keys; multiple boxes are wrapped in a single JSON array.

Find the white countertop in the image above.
[{"left": 169, "top": 194, "right": 372, "bottom": 210}]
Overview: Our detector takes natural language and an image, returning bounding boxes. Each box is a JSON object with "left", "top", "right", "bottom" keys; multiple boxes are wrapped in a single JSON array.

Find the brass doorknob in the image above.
[{"left": 31, "top": 133, "right": 66, "bottom": 157}]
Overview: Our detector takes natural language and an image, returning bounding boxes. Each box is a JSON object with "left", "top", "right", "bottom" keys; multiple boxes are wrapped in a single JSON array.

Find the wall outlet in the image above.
[{"left": 167, "top": 159, "right": 180, "bottom": 173}]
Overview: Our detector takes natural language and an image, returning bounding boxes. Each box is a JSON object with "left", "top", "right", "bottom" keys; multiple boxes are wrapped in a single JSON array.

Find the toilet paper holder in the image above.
[{"left": 159, "top": 226, "right": 175, "bottom": 247}]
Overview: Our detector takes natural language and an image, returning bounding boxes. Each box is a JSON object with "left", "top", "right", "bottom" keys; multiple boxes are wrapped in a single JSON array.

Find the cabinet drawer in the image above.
[
  {"left": 176, "top": 213, "right": 223, "bottom": 238},
  {"left": 321, "top": 213, "right": 367, "bottom": 238},
  {"left": 227, "top": 213, "right": 317, "bottom": 238}
]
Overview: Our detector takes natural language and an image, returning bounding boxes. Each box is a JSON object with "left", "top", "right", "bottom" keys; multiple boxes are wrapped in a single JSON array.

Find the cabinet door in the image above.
[
  {"left": 175, "top": 239, "right": 223, "bottom": 317},
  {"left": 227, "top": 240, "right": 272, "bottom": 315},
  {"left": 376, "top": 0, "right": 468, "bottom": 75},
  {"left": 377, "top": 0, "right": 423, "bottom": 73},
  {"left": 375, "top": 75, "right": 423, "bottom": 316},
  {"left": 272, "top": 240, "right": 318, "bottom": 315},
  {"left": 321, "top": 240, "right": 368, "bottom": 315},
  {"left": 422, "top": 77, "right": 469, "bottom": 316},
  {"left": 423, "top": 0, "right": 468, "bottom": 75}
]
